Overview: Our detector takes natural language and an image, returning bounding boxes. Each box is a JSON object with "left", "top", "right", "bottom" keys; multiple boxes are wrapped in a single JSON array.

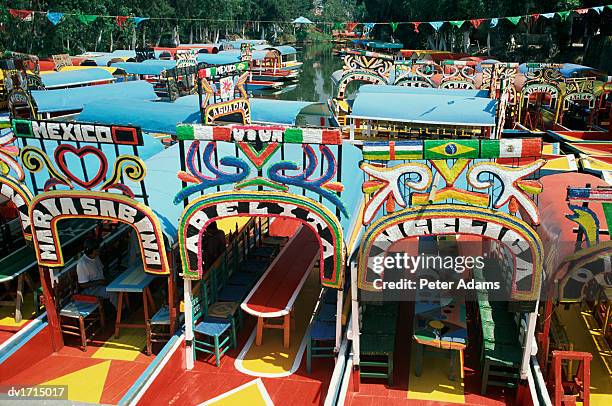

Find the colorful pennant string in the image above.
[
  {"left": 470, "top": 19, "right": 484, "bottom": 29},
  {"left": 46, "top": 12, "right": 64, "bottom": 25},
  {"left": 506, "top": 16, "right": 522, "bottom": 25},
  {"left": 430, "top": 21, "right": 444, "bottom": 31},
  {"left": 77, "top": 14, "right": 98, "bottom": 24},
  {"left": 4, "top": 5, "right": 611, "bottom": 30},
  {"left": 116, "top": 16, "right": 129, "bottom": 27}
]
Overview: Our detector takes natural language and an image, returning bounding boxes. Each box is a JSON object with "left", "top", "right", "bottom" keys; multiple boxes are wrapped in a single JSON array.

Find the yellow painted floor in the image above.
[
  {"left": 91, "top": 328, "right": 147, "bottom": 361},
  {"left": 42, "top": 360, "right": 112, "bottom": 404},
  {"left": 201, "top": 379, "right": 274, "bottom": 406},
  {"left": 407, "top": 344, "right": 465, "bottom": 403},
  {"left": 557, "top": 306, "right": 612, "bottom": 406},
  {"left": 235, "top": 268, "right": 320, "bottom": 377},
  {"left": 0, "top": 294, "right": 37, "bottom": 328}
]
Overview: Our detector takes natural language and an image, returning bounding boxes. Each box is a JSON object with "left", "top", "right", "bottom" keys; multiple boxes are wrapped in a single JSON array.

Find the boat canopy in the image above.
[
  {"left": 254, "top": 45, "right": 297, "bottom": 55},
  {"left": 536, "top": 173, "right": 610, "bottom": 282},
  {"left": 111, "top": 60, "right": 176, "bottom": 75},
  {"left": 79, "top": 50, "right": 136, "bottom": 66},
  {"left": 143, "top": 139, "right": 365, "bottom": 245},
  {"left": 357, "top": 84, "right": 490, "bottom": 98},
  {"left": 197, "top": 53, "right": 241, "bottom": 65},
  {"left": 364, "top": 41, "right": 403, "bottom": 50},
  {"left": 78, "top": 99, "right": 200, "bottom": 134},
  {"left": 40, "top": 68, "right": 115, "bottom": 88},
  {"left": 350, "top": 87, "right": 497, "bottom": 127},
  {"left": 170, "top": 95, "right": 319, "bottom": 126},
  {"left": 31, "top": 80, "right": 158, "bottom": 113}
]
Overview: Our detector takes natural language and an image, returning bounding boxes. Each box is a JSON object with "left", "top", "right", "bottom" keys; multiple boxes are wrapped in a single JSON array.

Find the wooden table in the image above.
[
  {"left": 0, "top": 218, "right": 97, "bottom": 322},
  {"left": 241, "top": 227, "right": 318, "bottom": 349},
  {"left": 106, "top": 264, "right": 158, "bottom": 338},
  {"left": 413, "top": 295, "right": 468, "bottom": 381}
]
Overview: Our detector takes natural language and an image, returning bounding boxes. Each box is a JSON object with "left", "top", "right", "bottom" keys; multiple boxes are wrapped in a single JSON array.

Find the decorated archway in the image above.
[
  {"left": 178, "top": 190, "right": 345, "bottom": 288},
  {"left": 357, "top": 204, "right": 544, "bottom": 301},
  {"left": 333, "top": 70, "right": 387, "bottom": 100},
  {"left": 29, "top": 190, "right": 169, "bottom": 274}
]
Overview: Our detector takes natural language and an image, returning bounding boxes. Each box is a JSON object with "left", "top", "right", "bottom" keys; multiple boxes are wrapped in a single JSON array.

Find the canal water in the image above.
[{"left": 261, "top": 42, "right": 343, "bottom": 103}]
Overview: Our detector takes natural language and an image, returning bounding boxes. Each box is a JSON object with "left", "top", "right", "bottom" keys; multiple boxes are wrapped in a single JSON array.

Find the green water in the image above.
[{"left": 263, "top": 42, "right": 342, "bottom": 102}]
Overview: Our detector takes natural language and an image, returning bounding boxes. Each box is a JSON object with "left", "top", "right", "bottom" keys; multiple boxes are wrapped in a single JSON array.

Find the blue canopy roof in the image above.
[
  {"left": 171, "top": 95, "right": 317, "bottom": 126},
  {"left": 80, "top": 50, "right": 136, "bottom": 66},
  {"left": 111, "top": 60, "right": 176, "bottom": 75},
  {"left": 358, "top": 85, "right": 490, "bottom": 98},
  {"left": 351, "top": 89, "right": 497, "bottom": 127},
  {"left": 254, "top": 45, "right": 297, "bottom": 55},
  {"left": 364, "top": 41, "right": 403, "bottom": 50},
  {"left": 41, "top": 68, "right": 115, "bottom": 88},
  {"left": 143, "top": 140, "right": 365, "bottom": 244},
  {"left": 31, "top": 81, "right": 159, "bottom": 113},
  {"left": 196, "top": 53, "right": 241, "bottom": 65},
  {"left": 78, "top": 99, "right": 200, "bottom": 134}
]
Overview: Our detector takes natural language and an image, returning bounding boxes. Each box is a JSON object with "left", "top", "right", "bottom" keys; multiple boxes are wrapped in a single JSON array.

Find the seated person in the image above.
[
  {"left": 202, "top": 221, "right": 226, "bottom": 269},
  {"left": 76, "top": 239, "right": 118, "bottom": 309}
]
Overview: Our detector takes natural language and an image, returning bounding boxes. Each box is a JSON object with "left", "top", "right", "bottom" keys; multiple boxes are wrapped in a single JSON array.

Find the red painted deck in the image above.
[
  {"left": 346, "top": 302, "right": 515, "bottom": 406},
  {"left": 138, "top": 316, "right": 335, "bottom": 405},
  {"left": 0, "top": 318, "right": 153, "bottom": 404}
]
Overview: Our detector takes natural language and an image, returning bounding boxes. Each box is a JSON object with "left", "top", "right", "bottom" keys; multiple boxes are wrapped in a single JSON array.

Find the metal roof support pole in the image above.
[{"left": 183, "top": 278, "right": 194, "bottom": 370}]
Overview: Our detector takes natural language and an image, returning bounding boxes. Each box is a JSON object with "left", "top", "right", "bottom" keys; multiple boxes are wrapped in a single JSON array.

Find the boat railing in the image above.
[
  {"left": 528, "top": 355, "right": 553, "bottom": 406},
  {"left": 324, "top": 317, "right": 352, "bottom": 406}
]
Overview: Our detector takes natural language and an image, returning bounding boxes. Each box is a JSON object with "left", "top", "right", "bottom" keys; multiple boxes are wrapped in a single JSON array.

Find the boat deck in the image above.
[
  {"left": 138, "top": 268, "right": 334, "bottom": 405},
  {"left": 0, "top": 309, "right": 154, "bottom": 404},
  {"left": 346, "top": 302, "right": 512, "bottom": 406}
]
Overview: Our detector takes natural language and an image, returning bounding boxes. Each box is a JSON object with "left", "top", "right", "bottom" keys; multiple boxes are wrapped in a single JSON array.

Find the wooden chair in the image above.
[
  {"left": 55, "top": 263, "right": 105, "bottom": 351},
  {"left": 360, "top": 303, "right": 398, "bottom": 385},
  {"left": 307, "top": 300, "right": 337, "bottom": 373},
  {"left": 192, "top": 280, "right": 237, "bottom": 367}
]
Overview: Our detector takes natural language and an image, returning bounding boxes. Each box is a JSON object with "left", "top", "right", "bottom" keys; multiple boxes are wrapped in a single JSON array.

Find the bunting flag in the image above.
[
  {"left": 77, "top": 14, "right": 98, "bottom": 24},
  {"left": 363, "top": 22, "right": 375, "bottom": 36},
  {"left": 506, "top": 16, "right": 522, "bottom": 25},
  {"left": 346, "top": 22, "right": 358, "bottom": 32},
  {"left": 470, "top": 19, "right": 484, "bottom": 29},
  {"left": 430, "top": 21, "right": 444, "bottom": 31},
  {"left": 3, "top": 5, "right": 611, "bottom": 30},
  {"left": 116, "top": 16, "right": 129, "bottom": 27},
  {"left": 47, "top": 12, "right": 64, "bottom": 25},
  {"left": 9, "top": 9, "right": 33, "bottom": 21}
]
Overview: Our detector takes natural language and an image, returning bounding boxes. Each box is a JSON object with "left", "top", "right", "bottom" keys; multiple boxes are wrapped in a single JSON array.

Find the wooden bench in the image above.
[
  {"left": 474, "top": 266, "right": 523, "bottom": 394},
  {"left": 241, "top": 226, "right": 319, "bottom": 349}
]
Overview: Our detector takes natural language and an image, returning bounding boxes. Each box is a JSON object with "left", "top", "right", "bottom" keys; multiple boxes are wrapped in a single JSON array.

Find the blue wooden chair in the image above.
[
  {"left": 307, "top": 302, "right": 337, "bottom": 373},
  {"left": 192, "top": 281, "right": 237, "bottom": 367}
]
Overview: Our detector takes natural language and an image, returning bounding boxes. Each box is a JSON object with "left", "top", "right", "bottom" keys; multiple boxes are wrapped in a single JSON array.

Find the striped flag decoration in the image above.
[
  {"left": 480, "top": 138, "right": 542, "bottom": 158},
  {"left": 362, "top": 141, "right": 423, "bottom": 160},
  {"left": 176, "top": 124, "right": 342, "bottom": 144}
]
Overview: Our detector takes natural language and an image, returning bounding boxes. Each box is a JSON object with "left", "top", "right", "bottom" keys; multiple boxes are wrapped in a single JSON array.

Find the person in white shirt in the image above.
[{"left": 76, "top": 239, "right": 117, "bottom": 309}]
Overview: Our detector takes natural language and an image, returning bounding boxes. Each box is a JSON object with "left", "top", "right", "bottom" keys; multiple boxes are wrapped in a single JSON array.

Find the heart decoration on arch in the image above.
[{"left": 54, "top": 145, "right": 109, "bottom": 189}]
